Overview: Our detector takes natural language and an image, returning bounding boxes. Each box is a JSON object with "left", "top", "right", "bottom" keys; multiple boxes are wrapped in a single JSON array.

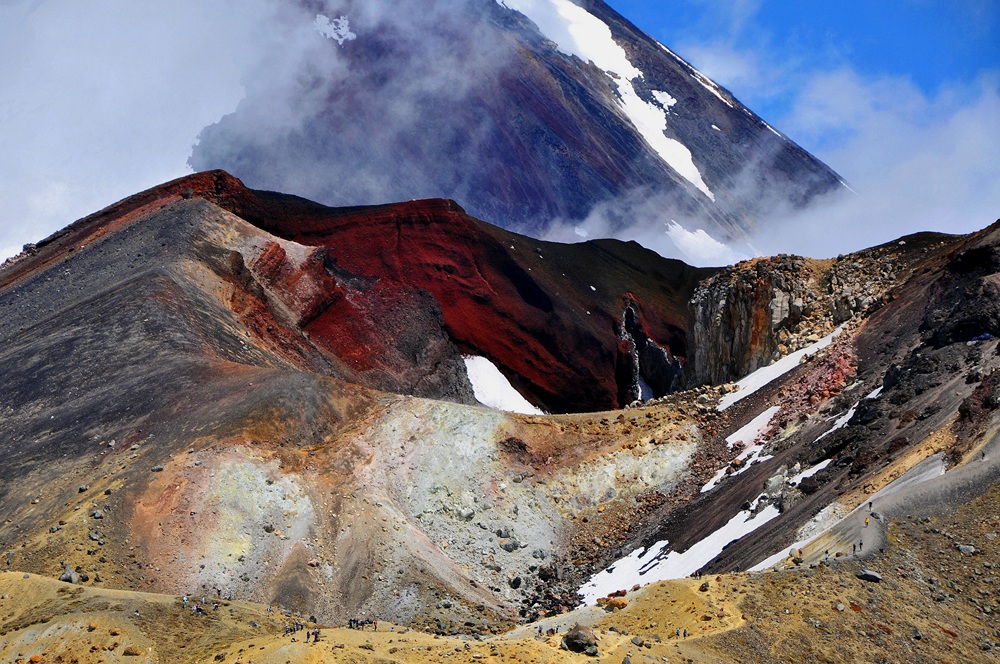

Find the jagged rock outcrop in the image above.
[{"left": 689, "top": 237, "right": 944, "bottom": 385}]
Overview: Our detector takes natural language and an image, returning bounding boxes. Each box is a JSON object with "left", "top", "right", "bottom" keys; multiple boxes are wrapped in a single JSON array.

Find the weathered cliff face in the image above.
[{"left": 689, "top": 236, "right": 953, "bottom": 385}]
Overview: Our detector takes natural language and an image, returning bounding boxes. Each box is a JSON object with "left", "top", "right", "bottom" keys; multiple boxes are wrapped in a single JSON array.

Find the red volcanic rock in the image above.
[
  {"left": 178, "top": 171, "right": 714, "bottom": 411},
  {"left": 7, "top": 171, "right": 714, "bottom": 412}
]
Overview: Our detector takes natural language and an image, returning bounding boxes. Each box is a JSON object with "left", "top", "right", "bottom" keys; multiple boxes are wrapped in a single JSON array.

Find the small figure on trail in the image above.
[
  {"left": 853, "top": 543, "right": 857, "bottom": 555},
  {"left": 824, "top": 550, "right": 829, "bottom": 561},
  {"left": 865, "top": 517, "right": 870, "bottom": 528},
  {"left": 305, "top": 631, "right": 310, "bottom": 643},
  {"left": 869, "top": 501, "right": 873, "bottom": 511},
  {"left": 213, "top": 602, "right": 220, "bottom": 611},
  {"left": 313, "top": 629, "right": 320, "bottom": 642},
  {"left": 182, "top": 595, "right": 188, "bottom": 607},
  {"left": 683, "top": 629, "right": 688, "bottom": 638},
  {"left": 859, "top": 540, "right": 863, "bottom": 552}
]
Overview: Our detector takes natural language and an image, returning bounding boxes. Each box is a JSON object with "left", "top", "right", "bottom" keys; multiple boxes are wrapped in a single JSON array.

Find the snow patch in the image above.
[
  {"left": 314, "top": 15, "right": 356, "bottom": 45},
  {"left": 496, "top": 0, "right": 714, "bottom": 200},
  {"left": 711, "top": 124, "right": 721, "bottom": 131},
  {"left": 789, "top": 458, "right": 832, "bottom": 485},
  {"left": 717, "top": 326, "right": 846, "bottom": 411},
  {"left": 651, "top": 90, "right": 677, "bottom": 108},
  {"left": 815, "top": 401, "right": 858, "bottom": 443},
  {"left": 701, "top": 406, "right": 780, "bottom": 493},
  {"left": 463, "top": 356, "right": 543, "bottom": 415},
  {"left": 580, "top": 495, "right": 780, "bottom": 603}
]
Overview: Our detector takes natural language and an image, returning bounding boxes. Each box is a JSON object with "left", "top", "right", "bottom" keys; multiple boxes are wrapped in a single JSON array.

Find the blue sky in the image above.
[{"left": 613, "top": 0, "right": 1000, "bottom": 153}]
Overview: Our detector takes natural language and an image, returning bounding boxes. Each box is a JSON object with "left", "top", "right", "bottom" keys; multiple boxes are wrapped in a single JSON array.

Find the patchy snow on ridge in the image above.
[
  {"left": 496, "top": 0, "right": 714, "bottom": 200},
  {"left": 651, "top": 90, "right": 677, "bottom": 108},
  {"left": 690, "top": 70, "right": 733, "bottom": 109},
  {"left": 717, "top": 326, "right": 846, "bottom": 411},
  {"left": 580, "top": 495, "right": 780, "bottom": 603},
  {"left": 701, "top": 405, "right": 780, "bottom": 493},
  {"left": 789, "top": 458, "right": 832, "bottom": 485},
  {"left": 463, "top": 355, "right": 544, "bottom": 415}
]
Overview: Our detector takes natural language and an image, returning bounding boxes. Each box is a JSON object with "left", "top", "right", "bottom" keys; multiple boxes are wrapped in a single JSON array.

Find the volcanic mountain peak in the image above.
[{"left": 189, "top": 0, "right": 845, "bottom": 256}]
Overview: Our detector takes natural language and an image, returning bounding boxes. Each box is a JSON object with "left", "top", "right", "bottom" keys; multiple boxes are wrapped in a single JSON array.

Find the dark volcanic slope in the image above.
[
  {"left": 2, "top": 170, "right": 714, "bottom": 414},
  {"left": 190, "top": 0, "right": 843, "bottom": 245},
  {"left": 599, "top": 223, "right": 1000, "bottom": 580}
]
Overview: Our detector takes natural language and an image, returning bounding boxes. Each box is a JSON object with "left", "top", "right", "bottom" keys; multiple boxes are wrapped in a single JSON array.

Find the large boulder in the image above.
[{"left": 562, "top": 623, "right": 598, "bottom": 653}]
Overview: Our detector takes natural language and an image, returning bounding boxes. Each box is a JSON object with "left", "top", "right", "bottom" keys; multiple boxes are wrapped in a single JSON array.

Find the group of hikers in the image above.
[
  {"left": 284, "top": 620, "right": 322, "bottom": 642},
  {"left": 348, "top": 617, "right": 378, "bottom": 631},
  {"left": 181, "top": 595, "right": 219, "bottom": 615}
]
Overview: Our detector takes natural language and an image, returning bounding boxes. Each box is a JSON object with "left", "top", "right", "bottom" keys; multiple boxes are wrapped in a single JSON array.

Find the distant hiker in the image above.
[
  {"left": 853, "top": 543, "right": 857, "bottom": 555},
  {"left": 676, "top": 629, "right": 680, "bottom": 638},
  {"left": 267, "top": 605, "right": 272, "bottom": 614},
  {"left": 313, "top": 629, "right": 320, "bottom": 642},
  {"left": 683, "top": 629, "right": 688, "bottom": 638},
  {"left": 305, "top": 631, "right": 310, "bottom": 643},
  {"left": 374, "top": 619, "right": 378, "bottom": 632},
  {"left": 182, "top": 595, "right": 188, "bottom": 607},
  {"left": 859, "top": 540, "right": 863, "bottom": 552},
  {"left": 538, "top": 625, "right": 543, "bottom": 636},
  {"left": 824, "top": 550, "right": 829, "bottom": 561},
  {"left": 213, "top": 602, "right": 219, "bottom": 611},
  {"left": 865, "top": 517, "right": 870, "bottom": 528},
  {"left": 983, "top": 451, "right": 987, "bottom": 461}
]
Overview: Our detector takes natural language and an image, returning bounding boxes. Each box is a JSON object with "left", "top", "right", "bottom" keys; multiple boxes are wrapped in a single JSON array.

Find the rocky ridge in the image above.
[{"left": 1, "top": 170, "right": 1000, "bottom": 663}]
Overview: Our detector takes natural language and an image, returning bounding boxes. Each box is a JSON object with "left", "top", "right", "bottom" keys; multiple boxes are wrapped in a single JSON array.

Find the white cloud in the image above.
[
  {"left": 542, "top": 189, "right": 747, "bottom": 267},
  {"left": 0, "top": 0, "right": 315, "bottom": 260},
  {"left": 751, "top": 70, "right": 1000, "bottom": 258}
]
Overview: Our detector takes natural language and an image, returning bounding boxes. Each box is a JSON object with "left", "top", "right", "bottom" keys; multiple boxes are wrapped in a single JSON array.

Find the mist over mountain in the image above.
[{"left": 189, "top": 0, "right": 845, "bottom": 264}]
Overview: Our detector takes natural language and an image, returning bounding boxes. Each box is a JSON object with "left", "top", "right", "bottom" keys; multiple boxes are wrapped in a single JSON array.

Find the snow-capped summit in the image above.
[{"left": 190, "top": 0, "right": 844, "bottom": 260}]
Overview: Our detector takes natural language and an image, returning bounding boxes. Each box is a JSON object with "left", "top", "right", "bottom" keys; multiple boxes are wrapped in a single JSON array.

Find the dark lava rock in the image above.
[
  {"left": 562, "top": 623, "right": 597, "bottom": 653},
  {"left": 856, "top": 568, "right": 883, "bottom": 583},
  {"left": 500, "top": 538, "right": 521, "bottom": 553}
]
